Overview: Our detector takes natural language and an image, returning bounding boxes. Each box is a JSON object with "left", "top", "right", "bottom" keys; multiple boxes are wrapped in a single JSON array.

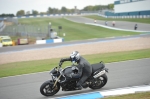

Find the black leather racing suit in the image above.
[{"left": 60, "top": 56, "right": 92, "bottom": 87}]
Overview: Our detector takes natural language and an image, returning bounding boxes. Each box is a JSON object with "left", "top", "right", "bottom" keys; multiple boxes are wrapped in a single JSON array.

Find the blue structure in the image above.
[{"left": 105, "top": 0, "right": 150, "bottom": 18}]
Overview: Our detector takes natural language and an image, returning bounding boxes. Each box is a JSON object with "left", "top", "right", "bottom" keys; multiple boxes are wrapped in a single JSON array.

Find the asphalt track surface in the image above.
[
  {"left": 0, "top": 33, "right": 150, "bottom": 54},
  {"left": 0, "top": 16, "right": 150, "bottom": 99},
  {"left": 65, "top": 16, "right": 150, "bottom": 31},
  {"left": 0, "top": 58, "right": 150, "bottom": 99},
  {"left": 0, "top": 16, "right": 150, "bottom": 53}
]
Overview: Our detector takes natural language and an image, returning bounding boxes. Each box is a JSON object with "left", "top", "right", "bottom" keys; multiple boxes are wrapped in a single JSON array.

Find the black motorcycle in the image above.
[{"left": 40, "top": 61, "right": 108, "bottom": 96}]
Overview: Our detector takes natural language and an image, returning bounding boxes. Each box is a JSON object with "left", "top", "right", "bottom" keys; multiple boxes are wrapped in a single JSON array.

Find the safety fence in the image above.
[
  {"left": 0, "top": 13, "right": 98, "bottom": 38},
  {"left": 1, "top": 12, "right": 149, "bottom": 38},
  {"left": 0, "top": 24, "right": 51, "bottom": 38}
]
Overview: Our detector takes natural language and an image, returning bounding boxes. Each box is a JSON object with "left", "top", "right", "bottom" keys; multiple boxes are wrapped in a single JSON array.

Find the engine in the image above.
[{"left": 61, "top": 80, "right": 77, "bottom": 91}]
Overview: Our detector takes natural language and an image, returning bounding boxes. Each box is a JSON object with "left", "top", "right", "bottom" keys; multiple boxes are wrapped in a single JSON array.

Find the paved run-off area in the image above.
[{"left": 0, "top": 36, "right": 150, "bottom": 64}]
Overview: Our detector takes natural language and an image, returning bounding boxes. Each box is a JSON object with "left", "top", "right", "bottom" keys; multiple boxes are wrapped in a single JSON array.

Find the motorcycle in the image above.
[{"left": 40, "top": 61, "right": 108, "bottom": 96}]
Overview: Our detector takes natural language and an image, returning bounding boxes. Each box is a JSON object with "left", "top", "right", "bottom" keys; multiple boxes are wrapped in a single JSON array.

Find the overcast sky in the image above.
[{"left": 0, "top": 0, "right": 116, "bottom": 15}]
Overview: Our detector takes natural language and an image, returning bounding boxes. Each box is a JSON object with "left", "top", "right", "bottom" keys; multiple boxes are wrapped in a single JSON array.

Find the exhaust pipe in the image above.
[{"left": 93, "top": 70, "right": 106, "bottom": 78}]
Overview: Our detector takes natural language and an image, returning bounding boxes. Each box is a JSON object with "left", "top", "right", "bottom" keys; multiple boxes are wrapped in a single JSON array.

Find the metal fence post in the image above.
[{"left": 48, "top": 22, "right": 51, "bottom": 38}]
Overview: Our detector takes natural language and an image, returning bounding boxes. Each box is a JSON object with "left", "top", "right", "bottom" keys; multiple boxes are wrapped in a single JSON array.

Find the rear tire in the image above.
[
  {"left": 89, "top": 74, "right": 108, "bottom": 89},
  {"left": 40, "top": 80, "right": 60, "bottom": 96}
]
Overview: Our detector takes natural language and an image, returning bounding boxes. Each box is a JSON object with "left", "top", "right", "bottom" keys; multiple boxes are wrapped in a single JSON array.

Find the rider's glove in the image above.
[
  {"left": 60, "top": 58, "right": 64, "bottom": 62},
  {"left": 59, "top": 59, "right": 64, "bottom": 66},
  {"left": 59, "top": 62, "right": 62, "bottom": 66}
]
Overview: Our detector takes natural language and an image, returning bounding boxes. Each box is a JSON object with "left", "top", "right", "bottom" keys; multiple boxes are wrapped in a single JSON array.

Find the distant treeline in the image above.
[
  {"left": 82, "top": 4, "right": 114, "bottom": 11},
  {"left": 0, "top": 4, "right": 114, "bottom": 17},
  {"left": 0, "top": 14, "right": 15, "bottom": 17}
]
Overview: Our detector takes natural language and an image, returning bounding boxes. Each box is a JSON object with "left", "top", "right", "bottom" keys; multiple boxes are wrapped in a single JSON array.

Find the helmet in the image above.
[
  {"left": 71, "top": 66, "right": 79, "bottom": 74},
  {"left": 70, "top": 51, "right": 80, "bottom": 63}
]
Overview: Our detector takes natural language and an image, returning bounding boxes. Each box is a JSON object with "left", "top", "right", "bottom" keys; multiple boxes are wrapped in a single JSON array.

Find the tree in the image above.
[
  {"left": 47, "top": 7, "right": 53, "bottom": 14},
  {"left": 26, "top": 11, "right": 30, "bottom": 15},
  {"left": 0, "top": 14, "right": 15, "bottom": 17},
  {"left": 82, "top": 4, "right": 113, "bottom": 11},
  {"left": 32, "top": 10, "right": 38, "bottom": 15},
  {"left": 47, "top": 6, "right": 77, "bottom": 14},
  {"left": 40, "top": 12, "right": 47, "bottom": 15},
  {"left": 52, "top": 8, "right": 59, "bottom": 14},
  {"left": 16, "top": 10, "right": 25, "bottom": 16},
  {"left": 92, "top": 5, "right": 100, "bottom": 11},
  {"left": 70, "top": 9, "right": 75, "bottom": 13},
  {"left": 108, "top": 4, "right": 114, "bottom": 10},
  {"left": 61, "top": 7, "right": 67, "bottom": 13},
  {"left": 47, "top": 7, "right": 59, "bottom": 14},
  {"left": 83, "top": 6, "right": 94, "bottom": 11}
]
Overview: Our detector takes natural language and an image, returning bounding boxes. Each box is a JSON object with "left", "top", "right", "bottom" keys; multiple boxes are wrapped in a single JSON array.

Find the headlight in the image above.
[
  {"left": 53, "top": 76, "right": 57, "bottom": 80},
  {"left": 59, "top": 68, "right": 64, "bottom": 75},
  {"left": 52, "top": 75, "right": 57, "bottom": 80}
]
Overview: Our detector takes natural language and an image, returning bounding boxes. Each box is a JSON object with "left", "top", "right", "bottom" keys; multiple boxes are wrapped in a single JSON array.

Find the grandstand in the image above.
[{"left": 105, "top": 0, "right": 150, "bottom": 18}]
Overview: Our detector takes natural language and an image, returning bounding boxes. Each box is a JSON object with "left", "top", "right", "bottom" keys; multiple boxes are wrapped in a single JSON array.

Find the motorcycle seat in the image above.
[{"left": 91, "top": 63, "right": 104, "bottom": 73}]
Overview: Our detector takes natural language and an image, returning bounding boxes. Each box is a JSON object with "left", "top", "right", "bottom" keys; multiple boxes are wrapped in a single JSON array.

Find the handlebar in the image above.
[{"left": 59, "top": 62, "right": 63, "bottom": 67}]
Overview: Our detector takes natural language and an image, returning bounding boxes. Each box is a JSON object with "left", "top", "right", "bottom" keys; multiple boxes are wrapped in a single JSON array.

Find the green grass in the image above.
[
  {"left": 84, "top": 15, "right": 150, "bottom": 24},
  {"left": 103, "top": 92, "right": 150, "bottom": 99},
  {"left": 0, "top": 49, "right": 150, "bottom": 78},
  {"left": 18, "top": 17, "right": 140, "bottom": 41}
]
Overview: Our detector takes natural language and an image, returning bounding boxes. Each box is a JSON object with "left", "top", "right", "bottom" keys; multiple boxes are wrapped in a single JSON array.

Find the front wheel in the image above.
[
  {"left": 40, "top": 80, "right": 60, "bottom": 96},
  {"left": 89, "top": 74, "right": 108, "bottom": 89}
]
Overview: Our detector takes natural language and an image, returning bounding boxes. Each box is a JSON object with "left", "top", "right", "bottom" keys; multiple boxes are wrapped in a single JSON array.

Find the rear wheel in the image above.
[
  {"left": 89, "top": 74, "right": 108, "bottom": 89},
  {"left": 40, "top": 80, "right": 60, "bottom": 96}
]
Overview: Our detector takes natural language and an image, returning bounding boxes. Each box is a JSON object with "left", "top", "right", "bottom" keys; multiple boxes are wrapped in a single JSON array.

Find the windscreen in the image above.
[{"left": 2, "top": 39, "right": 11, "bottom": 42}]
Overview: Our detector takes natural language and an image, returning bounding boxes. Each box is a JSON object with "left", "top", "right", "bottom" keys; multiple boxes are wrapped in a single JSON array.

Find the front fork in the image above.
[{"left": 53, "top": 75, "right": 61, "bottom": 88}]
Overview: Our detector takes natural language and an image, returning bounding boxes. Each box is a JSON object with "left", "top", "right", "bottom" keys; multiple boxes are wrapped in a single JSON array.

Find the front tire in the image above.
[
  {"left": 89, "top": 74, "right": 108, "bottom": 89},
  {"left": 40, "top": 80, "right": 60, "bottom": 96}
]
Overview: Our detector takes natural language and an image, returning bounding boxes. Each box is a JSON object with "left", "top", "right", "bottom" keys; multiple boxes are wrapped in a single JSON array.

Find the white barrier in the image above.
[
  {"left": 54, "top": 39, "right": 63, "bottom": 43},
  {"left": 36, "top": 40, "right": 46, "bottom": 44},
  {"left": 0, "top": 43, "right": 3, "bottom": 47},
  {"left": 36, "top": 38, "right": 64, "bottom": 44}
]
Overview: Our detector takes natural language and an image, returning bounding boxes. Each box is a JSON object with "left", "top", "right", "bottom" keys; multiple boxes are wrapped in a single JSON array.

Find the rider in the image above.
[{"left": 59, "top": 51, "right": 92, "bottom": 90}]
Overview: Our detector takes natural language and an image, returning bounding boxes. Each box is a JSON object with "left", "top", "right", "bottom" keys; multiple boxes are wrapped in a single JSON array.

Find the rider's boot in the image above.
[
  {"left": 82, "top": 82, "right": 89, "bottom": 88},
  {"left": 75, "top": 85, "right": 82, "bottom": 90}
]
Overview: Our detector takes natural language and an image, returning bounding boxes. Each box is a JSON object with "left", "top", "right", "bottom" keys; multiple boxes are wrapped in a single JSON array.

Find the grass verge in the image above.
[
  {"left": 84, "top": 15, "right": 150, "bottom": 24},
  {"left": 0, "top": 49, "right": 150, "bottom": 78},
  {"left": 103, "top": 92, "right": 150, "bottom": 99},
  {"left": 17, "top": 18, "right": 140, "bottom": 41}
]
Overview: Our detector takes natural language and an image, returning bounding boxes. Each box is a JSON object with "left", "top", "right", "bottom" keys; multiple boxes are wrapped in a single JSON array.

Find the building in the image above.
[{"left": 105, "top": 0, "right": 150, "bottom": 18}]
